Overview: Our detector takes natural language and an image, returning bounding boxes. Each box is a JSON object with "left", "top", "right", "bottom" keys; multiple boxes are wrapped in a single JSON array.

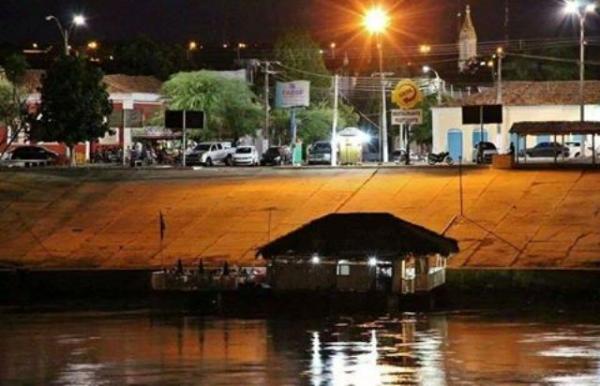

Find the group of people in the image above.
[
  {"left": 165, "top": 259, "right": 265, "bottom": 289},
  {"left": 127, "top": 142, "right": 179, "bottom": 166}
]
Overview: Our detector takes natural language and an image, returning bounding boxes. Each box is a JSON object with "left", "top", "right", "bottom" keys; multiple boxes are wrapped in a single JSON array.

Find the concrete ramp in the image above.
[{"left": 0, "top": 168, "right": 598, "bottom": 269}]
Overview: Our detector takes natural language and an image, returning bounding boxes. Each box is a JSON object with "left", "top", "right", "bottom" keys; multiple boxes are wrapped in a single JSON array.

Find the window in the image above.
[
  {"left": 336, "top": 263, "right": 350, "bottom": 276},
  {"left": 216, "top": 144, "right": 223, "bottom": 150}
]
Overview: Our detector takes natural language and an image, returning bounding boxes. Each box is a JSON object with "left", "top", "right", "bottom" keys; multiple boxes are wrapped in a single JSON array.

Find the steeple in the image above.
[{"left": 458, "top": 5, "right": 478, "bottom": 72}]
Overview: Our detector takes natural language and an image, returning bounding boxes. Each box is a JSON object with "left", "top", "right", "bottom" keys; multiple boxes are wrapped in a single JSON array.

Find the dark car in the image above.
[
  {"left": 524, "top": 142, "right": 569, "bottom": 158},
  {"left": 261, "top": 146, "right": 291, "bottom": 166},
  {"left": 307, "top": 141, "right": 332, "bottom": 165},
  {"left": 8, "top": 145, "right": 59, "bottom": 166}
]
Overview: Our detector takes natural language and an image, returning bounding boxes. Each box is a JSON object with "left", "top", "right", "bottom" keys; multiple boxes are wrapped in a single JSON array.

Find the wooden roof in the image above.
[
  {"left": 444, "top": 81, "right": 600, "bottom": 107},
  {"left": 510, "top": 121, "right": 600, "bottom": 135},
  {"left": 256, "top": 213, "right": 459, "bottom": 260}
]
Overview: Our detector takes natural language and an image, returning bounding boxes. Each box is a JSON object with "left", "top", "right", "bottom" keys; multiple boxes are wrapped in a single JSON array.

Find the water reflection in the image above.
[{"left": 1, "top": 312, "right": 600, "bottom": 385}]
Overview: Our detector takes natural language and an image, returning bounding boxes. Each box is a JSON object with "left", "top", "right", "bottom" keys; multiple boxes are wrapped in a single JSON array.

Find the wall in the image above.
[{"left": 432, "top": 104, "right": 600, "bottom": 162}]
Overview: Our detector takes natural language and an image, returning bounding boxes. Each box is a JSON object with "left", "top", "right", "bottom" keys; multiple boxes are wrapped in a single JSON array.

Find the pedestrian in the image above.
[
  {"left": 223, "top": 261, "right": 230, "bottom": 276},
  {"left": 176, "top": 259, "right": 184, "bottom": 275}
]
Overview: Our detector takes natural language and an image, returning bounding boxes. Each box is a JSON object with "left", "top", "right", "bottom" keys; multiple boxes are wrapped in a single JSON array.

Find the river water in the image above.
[{"left": 1, "top": 311, "right": 599, "bottom": 385}]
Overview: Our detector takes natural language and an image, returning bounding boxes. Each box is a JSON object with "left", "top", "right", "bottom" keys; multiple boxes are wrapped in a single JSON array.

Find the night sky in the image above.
[{"left": 1, "top": 0, "right": 598, "bottom": 47}]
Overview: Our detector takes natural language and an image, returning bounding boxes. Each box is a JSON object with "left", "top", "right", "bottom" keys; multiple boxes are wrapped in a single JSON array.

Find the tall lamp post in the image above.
[
  {"left": 564, "top": 1, "right": 596, "bottom": 123},
  {"left": 364, "top": 7, "right": 390, "bottom": 163},
  {"left": 45, "top": 14, "right": 86, "bottom": 56}
]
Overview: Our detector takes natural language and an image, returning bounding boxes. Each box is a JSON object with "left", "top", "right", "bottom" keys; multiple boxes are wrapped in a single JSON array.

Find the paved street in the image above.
[{"left": 0, "top": 167, "right": 598, "bottom": 270}]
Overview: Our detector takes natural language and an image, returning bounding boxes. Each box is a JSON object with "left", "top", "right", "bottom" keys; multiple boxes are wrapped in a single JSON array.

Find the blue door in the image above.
[
  {"left": 537, "top": 135, "right": 551, "bottom": 144},
  {"left": 472, "top": 129, "right": 488, "bottom": 147},
  {"left": 448, "top": 129, "right": 463, "bottom": 161}
]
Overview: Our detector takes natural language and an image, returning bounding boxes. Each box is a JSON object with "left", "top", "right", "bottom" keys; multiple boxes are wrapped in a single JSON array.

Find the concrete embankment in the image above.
[{"left": 1, "top": 167, "right": 599, "bottom": 270}]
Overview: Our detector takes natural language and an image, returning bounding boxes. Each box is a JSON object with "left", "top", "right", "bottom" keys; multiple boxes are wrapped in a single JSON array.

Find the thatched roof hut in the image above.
[{"left": 257, "top": 213, "right": 459, "bottom": 260}]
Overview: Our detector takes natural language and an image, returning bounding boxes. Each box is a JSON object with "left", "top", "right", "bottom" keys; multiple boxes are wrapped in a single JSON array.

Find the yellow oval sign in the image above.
[{"left": 392, "top": 79, "right": 423, "bottom": 110}]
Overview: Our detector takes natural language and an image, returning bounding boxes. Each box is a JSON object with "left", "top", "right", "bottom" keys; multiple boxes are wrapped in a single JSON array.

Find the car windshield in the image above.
[
  {"left": 236, "top": 147, "right": 252, "bottom": 154},
  {"left": 567, "top": 142, "right": 581, "bottom": 147},
  {"left": 266, "top": 148, "right": 280, "bottom": 155},
  {"left": 194, "top": 144, "right": 211, "bottom": 152},
  {"left": 313, "top": 143, "right": 331, "bottom": 153}
]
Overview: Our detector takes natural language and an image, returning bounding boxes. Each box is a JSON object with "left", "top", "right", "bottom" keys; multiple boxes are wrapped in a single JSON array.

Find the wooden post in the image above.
[{"left": 554, "top": 134, "right": 558, "bottom": 164}]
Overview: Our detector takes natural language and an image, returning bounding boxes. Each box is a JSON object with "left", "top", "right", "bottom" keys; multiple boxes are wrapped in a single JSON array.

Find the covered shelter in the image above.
[
  {"left": 256, "top": 213, "right": 459, "bottom": 294},
  {"left": 335, "top": 127, "right": 370, "bottom": 165},
  {"left": 509, "top": 121, "right": 600, "bottom": 165}
]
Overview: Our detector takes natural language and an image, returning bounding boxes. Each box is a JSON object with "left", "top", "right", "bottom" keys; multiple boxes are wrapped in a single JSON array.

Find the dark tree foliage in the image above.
[
  {"left": 109, "top": 37, "right": 189, "bottom": 80},
  {"left": 273, "top": 30, "right": 331, "bottom": 102},
  {"left": 503, "top": 46, "right": 578, "bottom": 81},
  {"left": 33, "top": 56, "right": 112, "bottom": 165}
]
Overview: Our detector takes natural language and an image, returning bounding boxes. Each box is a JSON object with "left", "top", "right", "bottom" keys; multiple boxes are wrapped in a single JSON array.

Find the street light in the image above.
[
  {"left": 363, "top": 6, "right": 390, "bottom": 163},
  {"left": 564, "top": 0, "right": 596, "bottom": 123},
  {"left": 45, "top": 14, "right": 86, "bottom": 55},
  {"left": 423, "top": 65, "right": 442, "bottom": 105},
  {"left": 87, "top": 41, "right": 98, "bottom": 50}
]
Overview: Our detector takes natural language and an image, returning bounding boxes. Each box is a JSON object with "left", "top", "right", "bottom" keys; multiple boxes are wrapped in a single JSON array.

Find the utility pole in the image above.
[
  {"left": 182, "top": 110, "right": 188, "bottom": 167},
  {"left": 331, "top": 74, "right": 339, "bottom": 166},
  {"left": 377, "top": 39, "right": 389, "bottom": 163},
  {"left": 263, "top": 61, "right": 271, "bottom": 145},
  {"left": 496, "top": 47, "right": 504, "bottom": 104}
]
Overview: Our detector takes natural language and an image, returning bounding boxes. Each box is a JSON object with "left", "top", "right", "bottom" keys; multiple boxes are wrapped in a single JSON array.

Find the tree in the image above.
[
  {"left": 273, "top": 31, "right": 331, "bottom": 103},
  {"left": 109, "top": 37, "right": 188, "bottom": 80},
  {"left": 270, "top": 102, "right": 359, "bottom": 145},
  {"left": 504, "top": 46, "right": 578, "bottom": 81},
  {"left": 271, "top": 30, "right": 359, "bottom": 144},
  {"left": 33, "top": 56, "right": 112, "bottom": 165},
  {"left": 0, "top": 53, "right": 29, "bottom": 158},
  {"left": 162, "top": 71, "right": 263, "bottom": 140}
]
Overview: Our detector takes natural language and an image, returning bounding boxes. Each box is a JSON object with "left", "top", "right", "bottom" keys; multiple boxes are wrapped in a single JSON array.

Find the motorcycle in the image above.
[{"left": 428, "top": 152, "right": 454, "bottom": 165}]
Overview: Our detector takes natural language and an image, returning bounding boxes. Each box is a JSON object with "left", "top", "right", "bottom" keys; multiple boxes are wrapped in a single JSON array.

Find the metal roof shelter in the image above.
[
  {"left": 509, "top": 121, "right": 599, "bottom": 165},
  {"left": 256, "top": 213, "right": 459, "bottom": 260},
  {"left": 510, "top": 121, "right": 600, "bottom": 135}
]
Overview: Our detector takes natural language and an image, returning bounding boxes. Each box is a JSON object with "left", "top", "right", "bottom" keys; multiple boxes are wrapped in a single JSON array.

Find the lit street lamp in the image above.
[
  {"left": 363, "top": 6, "right": 390, "bottom": 163},
  {"left": 423, "top": 65, "right": 442, "bottom": 105},
  {"left": 564, "top": 0, "right": 596, "bottom": 123},
  {"left": 187, "top": 40, "right": 198, "bottom": 61},
  {"left": 45, "top": 14, "right": 86, "bottom": 56}
]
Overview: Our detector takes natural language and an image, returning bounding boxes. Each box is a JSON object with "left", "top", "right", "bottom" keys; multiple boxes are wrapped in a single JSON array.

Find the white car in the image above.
[
  {"left": 565, "top": 141, "right": 583, "bottom": 158},
  {"left": 233, "top": 146, "right": 259, "bottom": 166},
  {"left": 186, "top": 142, "right": 235, "bottom": 166}
]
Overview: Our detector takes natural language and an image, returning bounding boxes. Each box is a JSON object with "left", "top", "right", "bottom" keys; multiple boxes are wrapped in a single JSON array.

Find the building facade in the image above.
[
  {"left": 432, "top": 81, "right": 600, "bottom": 162},
  {"left": 1, "top": 71, "right": 163, "bottom": 161}
]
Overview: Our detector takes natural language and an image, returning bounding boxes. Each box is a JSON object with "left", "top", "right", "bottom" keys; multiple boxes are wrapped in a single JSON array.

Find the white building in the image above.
[{"left": 431, "top": 81, "right": 600, "bottom": 162}]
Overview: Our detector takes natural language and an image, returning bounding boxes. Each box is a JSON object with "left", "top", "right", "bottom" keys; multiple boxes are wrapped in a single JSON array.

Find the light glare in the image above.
[
  {"left": 363, "top": 7, "right": 389, "bottom": 34},
  {"left": 73, "top": 14, "right": 86, "bottom": 26}
]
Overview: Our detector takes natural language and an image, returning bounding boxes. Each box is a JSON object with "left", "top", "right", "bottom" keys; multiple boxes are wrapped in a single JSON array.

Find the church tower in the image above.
[{"left": 458, "top": 5, "right": 478, "bottom": 72}]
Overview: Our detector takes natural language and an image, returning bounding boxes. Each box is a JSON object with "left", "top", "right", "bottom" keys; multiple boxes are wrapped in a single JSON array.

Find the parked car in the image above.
[
  {"left": 3, "top": 145, "right": 59, "bottom": 167},
  {"left": 307, "top": 141, "right": 332, "bottom": 165},
  {"left": 472, "top": 141, "right": 498, "bottom": 164},
  {"left": 186, "top": 142, "right": 235, "bottom": 166},
  {"left": 523, "top": 142, "right": 569, "bottom": 158},
  {"left": 565, "top": 141, "right": 583, "bottom": 158},
  {"left": 261, "top": 146, "right": 291, "bottom": 166},
  {"left": 232, "top": 145, "right": 259, "bottom": 166}
]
